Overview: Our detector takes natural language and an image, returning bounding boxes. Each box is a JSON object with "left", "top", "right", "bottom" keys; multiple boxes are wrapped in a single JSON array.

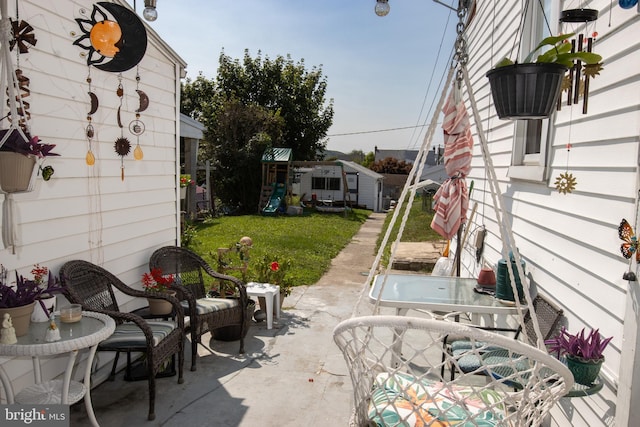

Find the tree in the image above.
[
  {"left": 361, "top": 151, "right": 375, "bottom": 168},
  {"left": 370, "top": 157, "right": 413, "bottom": 174},
  {"left": 181, "top": 50, "right": 334, "bottom": 212}
]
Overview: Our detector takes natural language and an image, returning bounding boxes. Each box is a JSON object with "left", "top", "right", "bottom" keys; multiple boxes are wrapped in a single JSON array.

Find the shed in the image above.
[{"left": 294, "top": 160, "right": 384, "bottom": 212}]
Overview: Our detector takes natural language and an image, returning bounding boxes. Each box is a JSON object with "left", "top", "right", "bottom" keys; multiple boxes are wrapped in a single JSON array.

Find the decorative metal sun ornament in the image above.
[
  {"left": 554, "top": 172, "right": 577, "bottom": 194},
  {"left": 72, "top": 2, "right": 147, "bottom": 73},
  {"left": 114, "top": 137, "right": 131, "bottom": 156},
  {"left": 555, "top": 142, "right": 577, "bottom": 194}
]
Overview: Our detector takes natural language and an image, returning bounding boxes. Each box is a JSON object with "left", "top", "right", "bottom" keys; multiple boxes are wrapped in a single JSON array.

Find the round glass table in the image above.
[{"left": 0, "top": 311, "right": 115, "bottom": 427}]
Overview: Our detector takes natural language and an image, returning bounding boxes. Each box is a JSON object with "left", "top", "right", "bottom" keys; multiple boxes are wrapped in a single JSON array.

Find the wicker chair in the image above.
[
  {"left": 59, "top": 260, "right": 185, "bottom": 421},
  {"left": 149, "top": 246, "right": 249, "bottom": 371},
  {"left": 446, "top": 293, "right": 564, "bottom": 380},
  {"left": 334, "top": 315, "right": 574, "bottom": 426}
]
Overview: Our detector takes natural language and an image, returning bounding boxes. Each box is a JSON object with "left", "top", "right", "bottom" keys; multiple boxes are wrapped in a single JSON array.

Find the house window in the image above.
[{"left": 507, "top": 0, "right": 556, "bottom": 182}]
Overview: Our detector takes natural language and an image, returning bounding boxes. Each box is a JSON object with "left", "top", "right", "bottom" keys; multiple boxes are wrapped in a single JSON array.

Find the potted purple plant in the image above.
[
  {"left": 0, "top": 264, "right": 64, "bottom": 336},
  {"left": 545, "top": 326, "right": 613, "bottom": 385}
]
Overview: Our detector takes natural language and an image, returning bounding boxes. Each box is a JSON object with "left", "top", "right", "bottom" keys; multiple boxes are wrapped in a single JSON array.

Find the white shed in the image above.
[
  {"left": 295, "top": 160, "right": 384, "bottom": 212},
  {"left": 0, "top": 0, "right": 185, "bottom": 400}
]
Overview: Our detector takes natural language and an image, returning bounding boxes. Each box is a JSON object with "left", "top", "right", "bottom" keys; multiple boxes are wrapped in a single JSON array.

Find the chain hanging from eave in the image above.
[{"left": 454, "top": 1, "right": 469, "bottom": 86}]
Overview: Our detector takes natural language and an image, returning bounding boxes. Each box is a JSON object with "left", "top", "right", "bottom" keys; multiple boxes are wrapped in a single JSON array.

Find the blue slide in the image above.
[{"left": 262, "top": 183, "right": 286, "bottom": 215}]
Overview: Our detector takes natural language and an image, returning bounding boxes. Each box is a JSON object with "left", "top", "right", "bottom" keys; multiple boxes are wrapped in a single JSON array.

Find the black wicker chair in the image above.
[
  {"left": 446, "top": 293, "right": 564, "bottom": 380},
  {"left": 149, "top": 246, "right": 249, "bottom": 371},
  {"left": 59, "top": 260, "right": 185, "bottom": 421}
]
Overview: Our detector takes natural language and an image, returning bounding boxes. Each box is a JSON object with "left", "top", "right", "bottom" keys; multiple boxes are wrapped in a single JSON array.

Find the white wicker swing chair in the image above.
[
  {"left": 333, "top": 4, "right": 574, "bottom": 424},
  {"left": 334, "top": 315, "right": 573, "bottom": 426}
]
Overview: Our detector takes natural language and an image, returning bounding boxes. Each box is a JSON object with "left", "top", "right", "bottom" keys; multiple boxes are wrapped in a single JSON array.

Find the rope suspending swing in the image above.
[{"left": 334, "top": 2, "right": 573, "bottom": 425}]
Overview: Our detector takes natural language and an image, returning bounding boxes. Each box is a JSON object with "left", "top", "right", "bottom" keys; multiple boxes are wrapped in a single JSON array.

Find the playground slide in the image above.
[{"left": 262, "top": 183, "right": 286, "bottom": 215}]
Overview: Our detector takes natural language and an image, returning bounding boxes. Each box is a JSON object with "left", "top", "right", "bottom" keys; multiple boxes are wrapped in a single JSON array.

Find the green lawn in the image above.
[
  {"left": 187, "top": 209, "right": 371, "bottom": 289},
  {"left": 186, "top": 196, "right": 441, "bottom": 290}
]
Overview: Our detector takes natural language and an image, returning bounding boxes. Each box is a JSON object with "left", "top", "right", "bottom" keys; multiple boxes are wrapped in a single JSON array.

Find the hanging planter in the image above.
[
  {"left": 0, "top": 152, "right": 37, "bottom": 193},
  {"left": 486, "top": 33, "right": 603, "bottom": 120},
  {"left": 486, "top": 63, "right": 568, "bottom": 119}
]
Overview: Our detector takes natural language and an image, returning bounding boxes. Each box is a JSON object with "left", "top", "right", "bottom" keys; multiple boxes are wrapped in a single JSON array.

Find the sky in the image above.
[{"left": 128, "top": 0, "right": 459, "bottom": 155}]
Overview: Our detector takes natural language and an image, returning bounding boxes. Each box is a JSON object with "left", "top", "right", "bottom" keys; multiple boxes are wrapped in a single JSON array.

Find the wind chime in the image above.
[
  {"left": 558, "top": 7, "right": 603, "bottom": 114},
  {"left": 85, "top": 68, "right": 97, "bottom": 166},
  {"left": 114, "top": 73, "right": 130, "bottom": 180},
  {"left": 72, "top": 2, "right": 148, "bottom": 180},
  {"left": 554, "top": 142, "right": 577, "bottom": 194},
  {"left": 130, "top": 67, "right": 148, "bottom": 161}
]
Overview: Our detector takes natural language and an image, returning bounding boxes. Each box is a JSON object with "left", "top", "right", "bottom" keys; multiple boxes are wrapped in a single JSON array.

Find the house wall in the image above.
[
  {"left": 0, "top": 0, "right": 185, "bottom": 401},
  {"left": 457, "top": 1, "right": 639, "bottom": 425}
]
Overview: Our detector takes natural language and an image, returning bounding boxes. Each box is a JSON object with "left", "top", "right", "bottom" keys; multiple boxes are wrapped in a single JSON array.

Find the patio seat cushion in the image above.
[
  {"left": 99, "top": 320, "right": 178, "bottom": 349},
  {"left": 369, "top": 372, "right": 509, "bottom": 426},
  {"left": 180, "top": 297, "right": 240, "bottom": 316}
]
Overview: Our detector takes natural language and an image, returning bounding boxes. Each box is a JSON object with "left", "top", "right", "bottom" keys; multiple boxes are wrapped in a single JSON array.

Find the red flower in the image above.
[
  {"left": 142, "top": 268, "right": 174, "bottom": 292},
  {"left": 270, "top": 261, "right": 280, "bottom": 272},
  {"left": 31, "top": 264, "right": 48, "bottom": 285}
]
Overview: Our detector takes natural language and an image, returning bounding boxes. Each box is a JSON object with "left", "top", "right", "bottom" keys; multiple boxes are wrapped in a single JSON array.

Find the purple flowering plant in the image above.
[
  {"left": 0, "top": 128, "right": 59, "bottom": 158},
  {"left": 545, "top": 326, "right": 613, "bottom": 361},
  {"left": 0, "top": 264, "right": 63, "bottom": 309}
]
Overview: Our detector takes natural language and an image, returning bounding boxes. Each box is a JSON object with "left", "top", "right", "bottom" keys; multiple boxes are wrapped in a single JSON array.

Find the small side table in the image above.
[
  {"left": 0, "top": 311, "right": 115, "bottom": 427},
  {"left": 246, "top": 282, "right": 280, "bottom": 329}
]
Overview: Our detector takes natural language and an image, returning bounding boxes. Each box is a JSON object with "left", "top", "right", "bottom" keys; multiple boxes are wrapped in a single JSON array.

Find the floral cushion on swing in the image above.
[{"left": 368, "top": 372, "right": 511, "bottom": 426}]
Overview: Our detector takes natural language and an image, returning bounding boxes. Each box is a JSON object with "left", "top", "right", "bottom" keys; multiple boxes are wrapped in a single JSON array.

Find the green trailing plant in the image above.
[{"left": 495, "top": 33, "right": 603, "bottom": 68}]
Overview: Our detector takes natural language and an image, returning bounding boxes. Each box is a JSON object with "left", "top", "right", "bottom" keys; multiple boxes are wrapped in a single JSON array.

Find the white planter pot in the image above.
[
  {"left": 0, "top": 152, "right": 37, "bottom": 193},
  {"left": 31, "top": 295, "right": 57, "bottom": 322}
]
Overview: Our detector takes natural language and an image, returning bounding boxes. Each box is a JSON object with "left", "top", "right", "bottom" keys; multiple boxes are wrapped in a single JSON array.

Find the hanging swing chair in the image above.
[{"left": 333, "top": 3, "right": 573, "bottom": 426}]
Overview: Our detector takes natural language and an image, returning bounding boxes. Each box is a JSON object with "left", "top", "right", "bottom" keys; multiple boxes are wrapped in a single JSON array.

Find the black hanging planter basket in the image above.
[{"left": 486, "top": 63, "right": 568, "bottom": 120}]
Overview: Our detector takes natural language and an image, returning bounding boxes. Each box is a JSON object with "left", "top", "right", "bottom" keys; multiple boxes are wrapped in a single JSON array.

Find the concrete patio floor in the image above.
[{"left": 70, "top": 212, "right": 397, "bottom": 427}]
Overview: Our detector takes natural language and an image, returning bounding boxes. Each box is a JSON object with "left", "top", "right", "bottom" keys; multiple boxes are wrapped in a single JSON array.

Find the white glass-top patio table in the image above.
[
  {"left": 0, "top": 311, "right": 115, "bottom": 427},
  {"left": 369, "top": 273, "right": 525, "bottom": 323}
]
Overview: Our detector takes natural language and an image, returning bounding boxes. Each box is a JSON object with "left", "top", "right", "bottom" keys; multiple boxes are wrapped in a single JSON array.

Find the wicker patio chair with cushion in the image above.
[
  {"left": 149, "top": 246, "right": 249, "bottom": 371},
  {"left": 334, "top": 315, "right": 574, "bottom": 427},
  {"left": 59, "top": 260, "right": 185, "bottom": 421},
  {"left": 447, "top": 293, "right": 564, "bottom": 380}
]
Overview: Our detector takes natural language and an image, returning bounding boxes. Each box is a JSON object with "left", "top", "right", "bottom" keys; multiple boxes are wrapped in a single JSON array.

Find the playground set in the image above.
[{"left": 260, "top": 147, "right": 293, "bottom": 215}]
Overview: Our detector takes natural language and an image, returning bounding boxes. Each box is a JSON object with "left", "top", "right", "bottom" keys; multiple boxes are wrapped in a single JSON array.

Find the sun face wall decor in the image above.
[
  {"left": 72, "top": 2, "right": 149, "bottom": 180},
  {"left": 73, "top": 2, "right": 147, "bottom": 73}
]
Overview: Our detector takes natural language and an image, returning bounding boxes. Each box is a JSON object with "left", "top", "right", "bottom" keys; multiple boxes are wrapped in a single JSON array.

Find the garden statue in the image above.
[{"left": 0, "top": 313, "right": 17, "bottom": 344}]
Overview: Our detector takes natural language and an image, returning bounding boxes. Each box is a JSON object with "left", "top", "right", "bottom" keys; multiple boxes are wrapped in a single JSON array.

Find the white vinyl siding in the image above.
[
  {"left": 462, "top": 1, "right": 640, "bottom": 425},
  {"left": 0, "top": 0, "right": 185, "bottom": 399}
]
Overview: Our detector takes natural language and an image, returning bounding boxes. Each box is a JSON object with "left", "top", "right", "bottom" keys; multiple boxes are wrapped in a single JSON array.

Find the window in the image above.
[
  {"left": 312, "top": 177, "right": 341, "bottom": 191},
  {"left": 327, "top": 177, "right": 340, "bottom": 191},
  {"left": 507, "top": 0, "right": 557, "bottom": 182},
  {"left": 312, "top": 177, "right": 324, "bottom": 190}
]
